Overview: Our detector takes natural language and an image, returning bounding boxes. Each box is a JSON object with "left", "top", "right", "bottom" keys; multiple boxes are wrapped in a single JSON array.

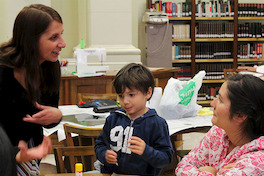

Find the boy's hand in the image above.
[
  {"left": 105, "top": 150, "right": 118, "bottom": 165},
  {"left": 128, "top": 136, "right": 146, "bottom": 155}
]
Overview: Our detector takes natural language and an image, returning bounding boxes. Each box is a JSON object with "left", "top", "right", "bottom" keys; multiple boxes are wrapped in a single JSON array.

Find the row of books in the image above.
[
  {"left": 238, "top": 3, "right": 264, "bottom": 17},
  {"left": 238, "top": 43, "right": 263, "bottom": 59},
  {"left": 196, "top": 0, "right": 234, "bottom": 17},
  {"left": 152, "top": 0, "right": 192, "bottom": 17},
  {"left": 173, "top": 23, "right": 264, "bottom": 39},
  {"left": 172, "top": 45, "right": 191, "bottom": 60},
  {"left": 173, "top": 43, "right": 264, "bottom": 60},
  {"left": 195, "top": 22, "right": 234, "bottom": 38},
  {"left": 195, "top": 63, "right": 233, "bottom": 80},
  {"left": 177, "top": 65, "right": 192, "bottom": 80},
  {"left": 238, "top": 23, "right": 264, "bottom": 38},
  {"left": 198, "top": 85, "right": 221, "bottom": 100},
  {"left": 151, "top": 0, "right": 235, "bottom": 17},
  {"left": 196, "top": 43, "right": 232, "bottom": 59},
  {"left": 172, "top": 24, "right": 190, "bottom": 39},
  {"left": 151, "top": 1, "right": 264, "bottom": 18}
]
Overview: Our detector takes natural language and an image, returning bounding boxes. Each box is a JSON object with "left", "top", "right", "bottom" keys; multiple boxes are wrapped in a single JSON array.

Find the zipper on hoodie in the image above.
[
  {"left": 125, "top": 120, "right": 134, "bottom": 153},
  {"left": 117, "top": 119, "right": 134, "bottom": 170}
]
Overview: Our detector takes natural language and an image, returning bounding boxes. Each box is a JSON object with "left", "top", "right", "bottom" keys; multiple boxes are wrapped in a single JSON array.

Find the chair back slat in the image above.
[
  {"left": 61, "top": 123, "right": 102, "bottom": 172},
  {"left": 54, "top": 146, "right": 95, "bottom": 173}
]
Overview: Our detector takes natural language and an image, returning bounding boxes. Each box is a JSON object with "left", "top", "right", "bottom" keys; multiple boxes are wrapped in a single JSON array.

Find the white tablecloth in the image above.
[{"left": 43, "top": 105, "right": 213, "bottom": 141}]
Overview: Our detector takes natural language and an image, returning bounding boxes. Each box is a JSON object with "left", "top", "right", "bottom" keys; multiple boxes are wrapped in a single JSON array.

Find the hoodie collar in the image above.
[{"left": 115, "top": 108, "right": 157, "bottom": 121}]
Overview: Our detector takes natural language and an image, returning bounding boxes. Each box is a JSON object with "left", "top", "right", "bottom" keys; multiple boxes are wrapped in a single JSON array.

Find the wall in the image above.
[
  {"left": 0, "top": 0, "right": 7, "bottom": 43},
  {"left": 51, "top": 0, "right": 79, "bottom": 58},
  {"left": 0, "top": 0, "right": 50, "bottom": 43},
  {"left": 53, "top": 0, "right": 147, "bottom": 59}
]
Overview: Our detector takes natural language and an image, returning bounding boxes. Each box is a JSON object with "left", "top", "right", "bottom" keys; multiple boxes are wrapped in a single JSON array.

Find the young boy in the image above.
[{"left": 94, "top": 63, "right": 173, "bottom": 175}]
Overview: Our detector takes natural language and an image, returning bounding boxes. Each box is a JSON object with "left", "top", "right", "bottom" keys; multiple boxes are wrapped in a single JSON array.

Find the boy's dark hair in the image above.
[
  {"left": 227, "top": 74, "right": 264, "bottom": 140},
  {"left": 113, "top": 63, "right": 155, "bottom": 100}
]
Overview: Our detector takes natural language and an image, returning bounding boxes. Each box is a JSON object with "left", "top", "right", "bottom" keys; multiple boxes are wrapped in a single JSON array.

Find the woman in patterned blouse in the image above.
[{"left": 176, "top": 74, "right": 264, "bottom": 175}]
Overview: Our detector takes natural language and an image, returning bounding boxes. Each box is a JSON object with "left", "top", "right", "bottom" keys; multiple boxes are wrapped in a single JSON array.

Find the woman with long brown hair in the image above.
[{"left": 0, "top": 4, "right": 66, "bottom": 174}]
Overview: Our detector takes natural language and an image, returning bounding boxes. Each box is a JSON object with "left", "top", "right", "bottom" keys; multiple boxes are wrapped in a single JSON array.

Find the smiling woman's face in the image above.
[
  {"left": 38, "top": 20, "right": 66, "bottom": 64},
  {"left": 210, "top": 82, "right": 234, "bottom": 131}
]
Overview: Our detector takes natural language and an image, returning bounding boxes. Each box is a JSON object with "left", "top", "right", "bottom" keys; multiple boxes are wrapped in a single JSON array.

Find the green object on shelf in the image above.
[{"left": 80, "top": 39, "right": 85, "bottom": 49}]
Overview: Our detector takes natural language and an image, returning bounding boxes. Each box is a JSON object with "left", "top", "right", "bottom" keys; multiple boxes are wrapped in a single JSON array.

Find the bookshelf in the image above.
[{"left": 147, "top": 0, "right": 264, "bottom": 105}]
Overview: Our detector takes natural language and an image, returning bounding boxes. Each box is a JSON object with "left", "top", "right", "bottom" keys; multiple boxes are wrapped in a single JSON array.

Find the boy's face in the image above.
[{"left": 118, "top": 87, "right": 152, "bottom": 120}]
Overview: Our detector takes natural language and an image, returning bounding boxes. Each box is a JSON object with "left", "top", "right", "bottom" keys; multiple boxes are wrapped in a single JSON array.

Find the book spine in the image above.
[
  {"left": 163, "top": 3, "right": 166, "bottom": 13},
  {"left": 172, "top": 45, "right": 175, "bottom": 60},
  {"left": 175, "top": 45, "right": 179, "bottom": 60},
  {"left": 172, "top": 3, "right": 176, "bottom": 17}
]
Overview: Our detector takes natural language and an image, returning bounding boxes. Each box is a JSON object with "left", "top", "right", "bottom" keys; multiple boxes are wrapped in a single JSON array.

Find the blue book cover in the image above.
[
  {"left": 172, "top": 3, "right": 176, "bottom": 17},
  {"left": 163, "top": 3, "right": 166, "bottom": 13},
  {"left": 175, "top": 45, "right": 179, "bottom": 60}
]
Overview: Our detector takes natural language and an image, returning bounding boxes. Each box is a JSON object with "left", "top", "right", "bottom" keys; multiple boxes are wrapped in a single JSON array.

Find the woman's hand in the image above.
[
  {"left": 128, "top": 136, "right": 146, "bottom": 155},
  {"left": 105, "top": 150, "right": 118, "bottom": 165},
  {"left": 199, "top": 166, "right": 217, "bottom": 176},
  {"left": 218, "top": 163, "right": 237, "bottom": 174},
  {"left": 16, "top": 136, "right": 52, "bottom": 163},
  {"left": 23, "top": 102, "right": 62, "bottom": 125}
]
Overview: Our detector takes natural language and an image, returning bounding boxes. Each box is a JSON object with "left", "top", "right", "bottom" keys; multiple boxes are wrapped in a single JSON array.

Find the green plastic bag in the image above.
[{"left": 179, "top": 79, "right": 196, "bottom": 106}]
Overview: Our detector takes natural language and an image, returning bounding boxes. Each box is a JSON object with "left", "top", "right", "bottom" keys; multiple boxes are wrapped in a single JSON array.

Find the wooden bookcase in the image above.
[{"left": 147, "top": 0, "right": 264, "bottom": 106}]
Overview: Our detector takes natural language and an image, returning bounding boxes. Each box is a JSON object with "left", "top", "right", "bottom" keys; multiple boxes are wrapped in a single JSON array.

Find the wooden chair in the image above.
[
  {"left": 64, "top": 123, "right": 102, "bottom": 147},
  {"left": 54, "top": 146, "right": 95, "bottom": 173},
  {"left": 77, "top": 93, "right": 117, "bottom": 103},
  {"left": 170, "top": 126, "right": 211, "bottom": 164},
  {"left": 63, "top": 123, "right": 102, "bottom": 172},
  {"left": 224, "top": 68, "right": 237, "bottom": 80}
]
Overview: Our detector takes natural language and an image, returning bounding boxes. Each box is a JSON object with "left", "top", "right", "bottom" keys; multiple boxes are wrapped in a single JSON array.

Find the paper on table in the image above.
[
  {"left": 166, "top": 115, "right": 212, "bottom": 135},
  {"left": 43, "top": 105, "right": 109, "bottom": 141},
  {"left": 59, "top": 105, "right": 110, "bottom": 117},
  {"left": 73, "top": 72, "right": 104, "bottom": 78},
  {"left": 197, "top": 107, "right": 213, "bottom": 116},
  {"left": 43, "top": 122, "right": 64, "bottom": 136}
]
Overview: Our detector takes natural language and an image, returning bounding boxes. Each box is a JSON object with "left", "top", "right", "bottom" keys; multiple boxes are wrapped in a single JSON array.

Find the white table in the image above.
[{"left": 44, "top": 105, "right": 212, "bottom": 141}]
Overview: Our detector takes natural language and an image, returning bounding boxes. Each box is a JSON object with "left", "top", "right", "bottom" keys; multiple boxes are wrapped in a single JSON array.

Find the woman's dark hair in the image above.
[
  {"left": 0, "top": 4, "right": 62, "bottom": 103},
  {"left": 227, "top": 74, "right": 264, "bottom": 140},
  {"left": 113, "top": 63, "right": 155, "bottom": 100}
]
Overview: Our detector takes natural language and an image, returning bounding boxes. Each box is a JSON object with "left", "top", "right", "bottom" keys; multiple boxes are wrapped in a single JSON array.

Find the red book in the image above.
[
  {"left": 210, "top": 87, "right": 215, "bottom": 99},
  {"left": 168, "top": 2, "right": 172, "bottom": 17}
]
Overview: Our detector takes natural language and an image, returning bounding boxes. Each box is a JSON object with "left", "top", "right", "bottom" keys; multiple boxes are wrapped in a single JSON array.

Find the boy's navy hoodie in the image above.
[{"left": 94, "top": 108, "right": 174, "bottom": 176}]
